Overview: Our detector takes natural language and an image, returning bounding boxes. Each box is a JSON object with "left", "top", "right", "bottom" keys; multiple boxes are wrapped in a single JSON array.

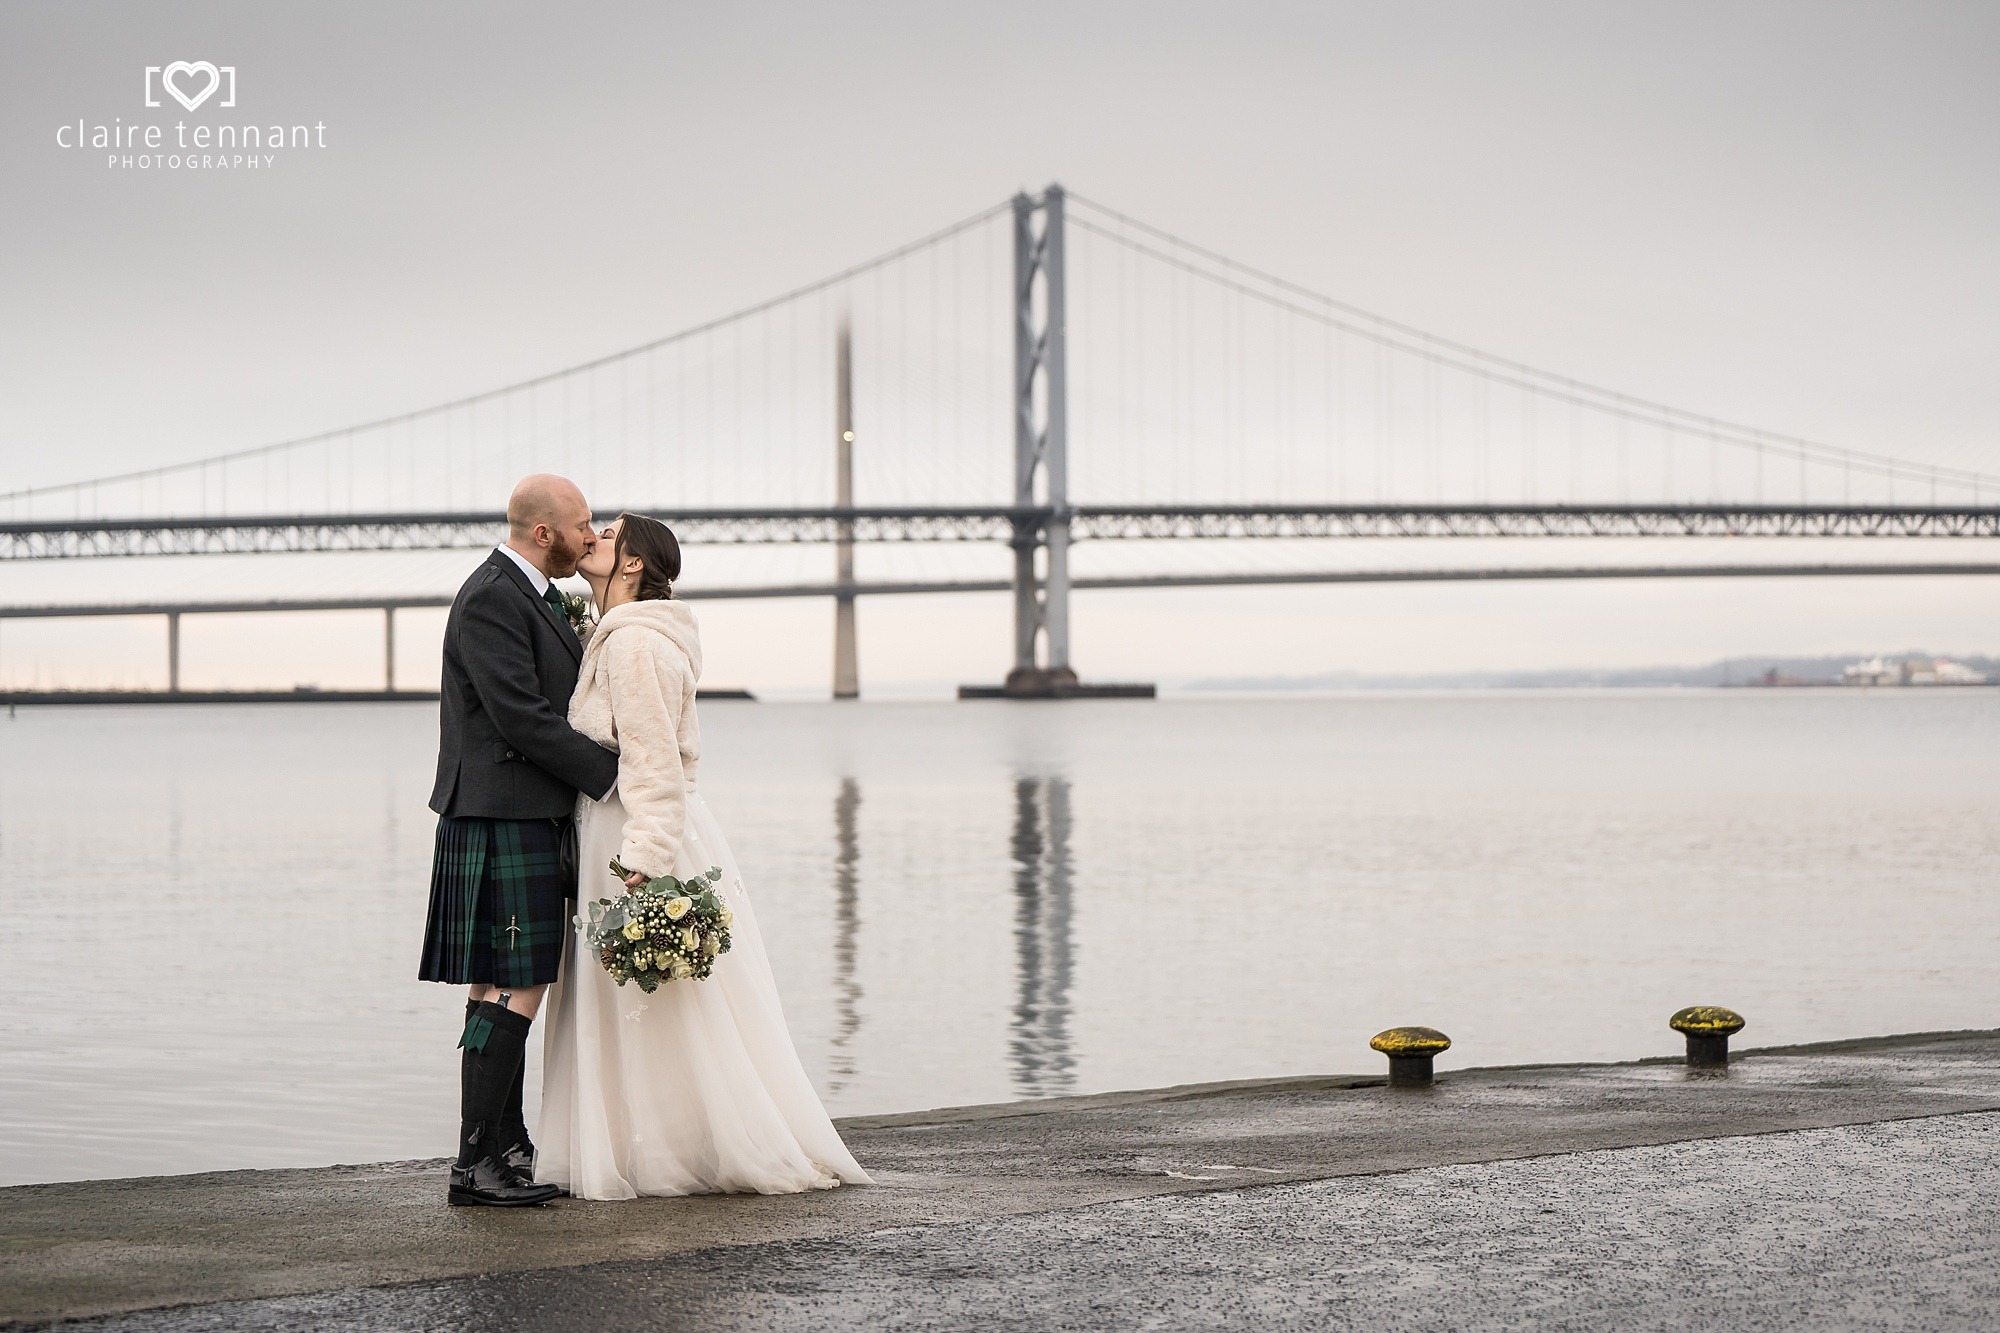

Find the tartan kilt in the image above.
[{"left": 418, "top": 816, "right": 573, "bottom": 987}]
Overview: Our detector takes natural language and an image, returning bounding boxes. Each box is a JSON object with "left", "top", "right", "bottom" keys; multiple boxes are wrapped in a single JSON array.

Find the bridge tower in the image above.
[
  {"left": 832, "top": 315, "right": 859, "bottom": 699},
  {"left": 963, "top": 184, "right": 1153, "bottom": 700},
  {"left": 1006, "top": 184, "right": 1074, "bottom": 694}
]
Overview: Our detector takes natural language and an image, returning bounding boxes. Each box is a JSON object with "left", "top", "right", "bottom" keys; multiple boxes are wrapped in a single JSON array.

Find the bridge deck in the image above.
[
  {"left": 3, "top": 504, "right": 1997, "bottom": 560},
  {"left": 2, "top": 562, "right": 1996, "bottom": 621}
]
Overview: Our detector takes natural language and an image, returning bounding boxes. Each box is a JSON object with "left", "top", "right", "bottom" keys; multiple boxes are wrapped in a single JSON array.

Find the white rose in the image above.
[
  {"left": 701, "top": 935, "right": 721, "bottom": 957},
  {"left": 664, "top": 896, "right": 693, "bottom": 921},
  {"left": 669, "top": 958, "right": 693, "bottom": 980},
  {"left": 680, "top": 926, "right": 701, "bottom": 952}
]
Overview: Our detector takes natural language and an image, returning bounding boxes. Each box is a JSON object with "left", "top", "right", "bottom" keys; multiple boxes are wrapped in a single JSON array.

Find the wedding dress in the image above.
[{"left": 537, "top": 598, "right": 871, "bottom": 1199}]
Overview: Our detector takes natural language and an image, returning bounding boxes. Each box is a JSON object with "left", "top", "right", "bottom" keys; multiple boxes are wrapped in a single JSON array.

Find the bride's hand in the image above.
[{"left": 622, "top": 870, "right": 648, "bottom": 891}]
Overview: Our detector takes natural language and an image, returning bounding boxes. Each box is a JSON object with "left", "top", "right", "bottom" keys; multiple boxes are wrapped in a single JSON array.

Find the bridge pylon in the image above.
[
  {"left": 962, "top": 183, "right": 1153, "bottom": 700},
  {"left": 832, "top": 314, "right": 859, "bottom": 699}
]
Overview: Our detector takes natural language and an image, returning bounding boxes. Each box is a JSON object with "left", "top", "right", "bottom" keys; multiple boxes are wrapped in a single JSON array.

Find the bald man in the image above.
[{"left": 417, "top": 474, "right": 620, "bottom": 1206}]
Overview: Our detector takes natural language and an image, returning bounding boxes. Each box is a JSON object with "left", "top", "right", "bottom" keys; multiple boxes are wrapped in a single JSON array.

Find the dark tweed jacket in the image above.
[{"left": 429, "top": 549, "right": 619, "bottom": 820}]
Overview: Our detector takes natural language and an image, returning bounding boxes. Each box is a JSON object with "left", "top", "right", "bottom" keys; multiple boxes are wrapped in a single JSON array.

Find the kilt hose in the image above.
[{"left": 419, "top": 815, "right": 576, "bottom": 988}]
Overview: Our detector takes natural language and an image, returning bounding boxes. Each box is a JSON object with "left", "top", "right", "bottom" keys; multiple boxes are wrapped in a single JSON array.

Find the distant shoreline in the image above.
[{"left": 1186, "top": 651, "right": 1999, "bottom": 693}]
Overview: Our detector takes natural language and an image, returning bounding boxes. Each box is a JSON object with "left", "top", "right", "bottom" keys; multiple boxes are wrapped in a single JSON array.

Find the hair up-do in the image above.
[{"left": 614, "top": 512, "right": 682, "bottom": 601}]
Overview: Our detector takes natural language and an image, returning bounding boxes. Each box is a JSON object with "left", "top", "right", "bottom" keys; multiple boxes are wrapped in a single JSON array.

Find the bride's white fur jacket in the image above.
[{"left": 569, "top": 598, "right": 703, "bottom": 879}]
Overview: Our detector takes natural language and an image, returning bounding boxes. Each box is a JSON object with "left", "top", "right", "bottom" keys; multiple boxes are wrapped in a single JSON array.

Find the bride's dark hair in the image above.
[{"left": 613, "top": 512, "right": 681, "bottom": 600}]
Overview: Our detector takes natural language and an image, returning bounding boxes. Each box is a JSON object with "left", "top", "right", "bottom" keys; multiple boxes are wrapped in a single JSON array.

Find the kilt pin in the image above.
[{"left": 419, "top": 814, "right": 577, "bottom": 989}]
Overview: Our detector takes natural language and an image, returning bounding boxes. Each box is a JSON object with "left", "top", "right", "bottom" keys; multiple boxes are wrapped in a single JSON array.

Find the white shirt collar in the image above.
[{"left": 495, "top": 544, "right": 551, "bottom": 596}]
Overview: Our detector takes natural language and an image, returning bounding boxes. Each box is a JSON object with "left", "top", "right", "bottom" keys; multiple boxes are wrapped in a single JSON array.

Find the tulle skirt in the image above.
[{"left": 536, "top": 790, "right": 872, "bottom": 1200}]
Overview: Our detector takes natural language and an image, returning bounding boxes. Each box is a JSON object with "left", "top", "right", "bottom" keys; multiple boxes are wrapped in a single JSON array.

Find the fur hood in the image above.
[{"left": 584, "top": 597, "right": 702, "bottom": 682}]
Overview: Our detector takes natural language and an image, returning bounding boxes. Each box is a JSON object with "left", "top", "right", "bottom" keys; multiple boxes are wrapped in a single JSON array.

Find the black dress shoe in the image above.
[
  {"left": 500, "top": 1142, "right": 568, "bottom": 1197},
  {"left": 449, "top": 1151, "right": 561, "bottom": 1207}
]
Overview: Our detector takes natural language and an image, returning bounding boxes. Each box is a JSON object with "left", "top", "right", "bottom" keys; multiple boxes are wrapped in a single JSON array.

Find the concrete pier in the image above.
[{"left": 6, "top": 1029, "right": 2000, "bottom": 1329}]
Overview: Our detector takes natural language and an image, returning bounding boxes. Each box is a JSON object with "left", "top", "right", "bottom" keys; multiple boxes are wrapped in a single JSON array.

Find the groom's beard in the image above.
[{"left": 545, "top": 532, "right": 584, "bottom": 579}]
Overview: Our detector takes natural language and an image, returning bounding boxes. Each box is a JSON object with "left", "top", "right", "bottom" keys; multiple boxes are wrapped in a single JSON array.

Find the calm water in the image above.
[{"left": 1, "top": 692, "right": 1996, "bottom": 1186}]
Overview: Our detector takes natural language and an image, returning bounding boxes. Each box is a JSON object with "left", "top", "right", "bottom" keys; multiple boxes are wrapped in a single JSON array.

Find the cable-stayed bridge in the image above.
[{"left": 4, "top": 185, "right": 1995, "bottom": 696}]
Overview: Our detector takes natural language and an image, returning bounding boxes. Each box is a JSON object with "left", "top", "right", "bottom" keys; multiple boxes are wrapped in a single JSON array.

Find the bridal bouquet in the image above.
[{"left": 582, "top": 860, "right": 733, "bottom": 991}]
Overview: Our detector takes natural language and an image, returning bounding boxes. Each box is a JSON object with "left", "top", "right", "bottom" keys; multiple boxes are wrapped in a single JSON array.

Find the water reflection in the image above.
[
  {"left": 828, "top": 777, "right": 863, "bottom": 1092},
  {"left": 1009, "top": 775, "right": 1076, "bottom": 1097},
  {"left": 167, "top": 776, "right": 183, "bottom": 881}
]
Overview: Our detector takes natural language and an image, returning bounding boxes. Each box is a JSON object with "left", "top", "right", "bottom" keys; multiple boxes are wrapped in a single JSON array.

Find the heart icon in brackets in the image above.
[{"left": 162, "top": 61, "right": 222, "bottom": 112}]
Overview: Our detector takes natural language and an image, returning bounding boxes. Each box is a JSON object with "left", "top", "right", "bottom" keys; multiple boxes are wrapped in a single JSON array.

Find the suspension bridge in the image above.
[{"left": 3, "top": 185, "right": 1995, "bottom": 697}]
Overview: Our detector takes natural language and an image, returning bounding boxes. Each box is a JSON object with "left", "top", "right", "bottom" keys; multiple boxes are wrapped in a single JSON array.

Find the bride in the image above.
[{"left": 535, "top": 512, "right": 872, "bottom": 1199}]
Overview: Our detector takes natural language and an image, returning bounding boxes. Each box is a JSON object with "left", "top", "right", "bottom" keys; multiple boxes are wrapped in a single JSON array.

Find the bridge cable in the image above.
[{"left": 1065, "top": 193, "right": 1994, "bottom": 495}]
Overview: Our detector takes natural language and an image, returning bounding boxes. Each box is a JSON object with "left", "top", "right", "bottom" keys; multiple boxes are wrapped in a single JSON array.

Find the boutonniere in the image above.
[{"left": 560, "top": 591, "right": 593, "bottom": 632}]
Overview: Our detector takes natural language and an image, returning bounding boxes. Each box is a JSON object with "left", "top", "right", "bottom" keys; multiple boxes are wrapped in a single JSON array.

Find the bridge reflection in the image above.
[{"left": 1009, "top": 775, "right": 1077, "bottom": 1097}]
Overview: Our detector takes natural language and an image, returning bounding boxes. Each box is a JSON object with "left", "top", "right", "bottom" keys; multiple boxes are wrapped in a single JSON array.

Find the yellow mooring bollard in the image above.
[
  {"left": 1370, "top": 1027, "right": 1451, "bottom": 1087},
  {"left": 1669, "top": 1006, "right": 1745, "bottom": 1067}
]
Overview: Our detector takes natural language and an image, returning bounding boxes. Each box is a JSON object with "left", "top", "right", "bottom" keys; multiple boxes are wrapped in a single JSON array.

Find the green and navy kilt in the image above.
[{"left": 418, "top": 816, "right": 573, "bottom": 988}]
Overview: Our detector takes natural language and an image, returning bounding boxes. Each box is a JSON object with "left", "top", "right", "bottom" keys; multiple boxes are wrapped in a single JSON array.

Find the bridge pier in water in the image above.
[{"left": 963, "top": 184, "right": 1153, "bottom": 701}]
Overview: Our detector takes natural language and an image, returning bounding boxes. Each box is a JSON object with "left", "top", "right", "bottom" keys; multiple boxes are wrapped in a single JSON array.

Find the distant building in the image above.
[
  {"left": 1933, "top": 658, "right": 1989, "bottom": 686},
  {"left": 1840, "top": 656, "right": 1989, "bottom": 687},
  {"left": 1841, "top": 657, "right": 1899, "bottom": 687}
]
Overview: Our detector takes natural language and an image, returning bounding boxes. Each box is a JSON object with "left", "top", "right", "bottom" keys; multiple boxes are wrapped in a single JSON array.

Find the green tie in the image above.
[{"left": 543, "top": 586, "right": 566, "bottom": 616}]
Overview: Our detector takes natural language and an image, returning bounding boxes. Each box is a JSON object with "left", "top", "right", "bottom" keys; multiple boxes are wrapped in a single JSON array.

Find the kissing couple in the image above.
[{"left": 416, "top": 473, "right": 871, "bottom": 1205}]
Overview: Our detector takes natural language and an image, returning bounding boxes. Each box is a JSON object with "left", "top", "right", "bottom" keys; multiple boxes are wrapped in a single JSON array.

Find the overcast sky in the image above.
[{"left": 3, "top": 1, "right": 1996, "bottom": 693}]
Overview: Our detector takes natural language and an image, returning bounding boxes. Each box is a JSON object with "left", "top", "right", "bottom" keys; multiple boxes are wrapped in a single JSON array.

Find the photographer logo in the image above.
[
  {"left": 146, "top": 62, "right": 236, "bottom": 112},
  {"left": 55, "top": 62, "right": 326, "bottom": 171}
]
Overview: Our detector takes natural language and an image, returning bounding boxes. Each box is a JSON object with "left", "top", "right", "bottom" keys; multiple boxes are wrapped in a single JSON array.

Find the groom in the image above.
[{"left": 418, "top": 474, "right": 619, "bottom": 1206}]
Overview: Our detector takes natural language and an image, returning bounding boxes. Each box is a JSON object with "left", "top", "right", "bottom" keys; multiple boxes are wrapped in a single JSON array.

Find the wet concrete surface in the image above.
[
  {"left": 8, "top": 1030, "right": 2000, "bottom": 1330},
  {"left": 58, "top": 1111, "right": 2000, "bottom": 1331}
]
